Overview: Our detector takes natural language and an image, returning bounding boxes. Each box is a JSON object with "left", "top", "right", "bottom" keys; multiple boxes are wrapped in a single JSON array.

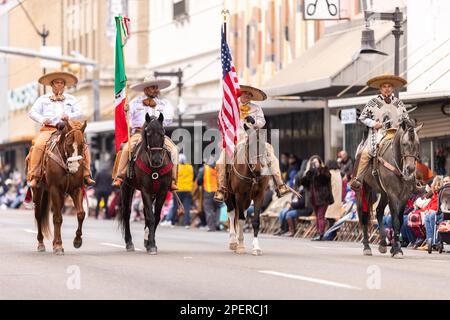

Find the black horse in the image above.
[
  {"left": 357, "top": 118, "right": 423, "bottom": 258},
  {"left": 117, "top": 113, "right": 172, "bottom": 255}
]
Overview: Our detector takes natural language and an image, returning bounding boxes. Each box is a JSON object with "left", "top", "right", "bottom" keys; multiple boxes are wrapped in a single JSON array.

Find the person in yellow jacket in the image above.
[
  {"left": 173, "top": 154, "right": 194, "bottom": 228},
  {"left": 198, "top": 156, "right": 221, "bottom": 232}
]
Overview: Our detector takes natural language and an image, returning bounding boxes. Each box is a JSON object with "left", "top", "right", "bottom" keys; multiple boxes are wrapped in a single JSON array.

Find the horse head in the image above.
[
  {"left": 398, "top": 118, "right": 423, "bottom": 181},
  {"left": 142, "top": 113, "right": 166, "bottom": 168},
  {"left": 59, "top": 120, "right": 87, "bottom": 174}
]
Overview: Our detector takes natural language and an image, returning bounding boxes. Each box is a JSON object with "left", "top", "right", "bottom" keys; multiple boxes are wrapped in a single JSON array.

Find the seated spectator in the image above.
[
  {"left": 408, "top": 176, "right": 443, "bottom": 249},
  {"left": 423, "top": 176, "right": 449, "bottom": 249},
  {"left": 247, "top": 184, "right": 274, "bottom": 219},
  {"left": 274, "top": 186, "right": 313, "bottom": 237}
]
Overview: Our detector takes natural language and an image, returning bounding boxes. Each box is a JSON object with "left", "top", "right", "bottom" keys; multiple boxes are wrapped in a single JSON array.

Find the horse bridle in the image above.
[
  {"left": 143, "top": 121, "right": 168, "bottom": 171},
  {"left": 58, "top": 127, "right": 85, "bottom": 169},
  {"left": 392, "top": 127, "right": 420, "bottom": 180}
]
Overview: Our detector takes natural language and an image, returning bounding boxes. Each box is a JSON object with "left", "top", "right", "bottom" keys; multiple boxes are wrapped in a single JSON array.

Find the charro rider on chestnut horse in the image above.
[
  {"left": 214, "top": 85, "right": 291, "bottom": 203},
  {"left": 27, "top": 71, "right": 95, "bottom": 188}
]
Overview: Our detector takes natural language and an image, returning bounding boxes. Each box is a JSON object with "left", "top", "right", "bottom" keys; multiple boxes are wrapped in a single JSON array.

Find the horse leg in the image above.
[
  {"left": 141, "top": 192, "right": 157, "bottom": 255},
  {"left": 50, "top": 188, "right": 64, "bottom": 256},
  {"left": 121, "top": 184, "right": 135, "bottom": 252},
  {"left": 358, "top": 189, "right": 372, "bottom": 256},
  {"left": 149, "top": 193, "right": 165, "bottom": 255},
  {"left": 228, "top": 208, "right": 238, "bottom": 251},
  {"left": 376, "top": 193, "right": 389, "bottom": 254},
  {"left": 389, "top": 201, "right": 404, "bottom": 259},
  {"left": 34, "top": 187, "right": 46, "bottom": 252},
  {"left": 236, "top": 199, "right": 246, "bottom": 255},
  {"left": 70, "top": 189, "right": 85, "bottom": 249},
  {"left": 251, "top": 204, "right": 262, "bottom": 256}
]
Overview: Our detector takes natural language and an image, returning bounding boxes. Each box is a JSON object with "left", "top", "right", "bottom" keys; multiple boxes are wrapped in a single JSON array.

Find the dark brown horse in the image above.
[
  {"left": 357, "top": 118, "right": 423, "bottom": 258},
  {"left": 117, "top": 113, "right": 173, "bottom": 255},
  {"left": 225, "top": 128, "right": 270, "bottom": 256},
  {"left": 33, "top": 120, "right": 88, "bottom": 255}
]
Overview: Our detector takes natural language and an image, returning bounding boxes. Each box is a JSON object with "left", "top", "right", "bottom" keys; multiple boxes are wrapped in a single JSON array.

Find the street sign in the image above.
[
  {"left": 341, "top": 108, "right": 357, "bottom": 124},
  {"left": 303, "top": 0, "right": 341, "bottom": 20}
]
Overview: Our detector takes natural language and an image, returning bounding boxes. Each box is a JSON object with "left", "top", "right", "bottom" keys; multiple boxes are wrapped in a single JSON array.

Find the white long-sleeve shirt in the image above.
[
  {"left": 237, "top": 102, "right": 266, "bottom": 139},
  {"left": 28, "top": 93, "right": 82, "bottom": 126},
  {"left": 129, "top": 96, "right": 174, "bottom": 128}
]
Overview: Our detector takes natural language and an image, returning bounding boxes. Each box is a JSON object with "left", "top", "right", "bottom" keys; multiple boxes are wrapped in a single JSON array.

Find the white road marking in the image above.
[
  {"left": 100, "top": 243, "right": 143, "bottom": 251},
  {"left": 259, "top": 270, "right": 362, "bottom": 290},
  {"left": 23, "top": 229, "right": 38, "bottom": 234}
]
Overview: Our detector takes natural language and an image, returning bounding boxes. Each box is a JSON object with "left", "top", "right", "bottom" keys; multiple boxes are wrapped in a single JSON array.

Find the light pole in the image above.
[
  {"left": 154, "top": 68, "right": 184, "bottom": 128},
  {"left": 358, "top": 7, "right": 404, "bottom": 97}
]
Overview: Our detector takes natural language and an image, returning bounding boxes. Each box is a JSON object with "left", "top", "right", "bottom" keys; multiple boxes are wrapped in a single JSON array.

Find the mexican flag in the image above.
[{"left": 114, "top": 16, "right": 130, "bottom": 152}]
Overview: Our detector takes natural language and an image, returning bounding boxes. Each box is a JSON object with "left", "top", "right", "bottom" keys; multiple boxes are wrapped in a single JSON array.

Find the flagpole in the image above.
[
  {"left": 221, "top": 9, "right": 229, "bottom": 42},
  {"left": 120, "top": 16, "right": 132, "bottom": 161}
]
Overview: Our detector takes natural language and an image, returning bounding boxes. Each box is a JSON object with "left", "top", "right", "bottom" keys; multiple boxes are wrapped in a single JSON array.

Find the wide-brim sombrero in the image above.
[
  {"left": 38, "top": 71, "right": 78, "bottom": 87},
  {"left": 130, "top": 76, "right": 172, "bottom": 92},
  {"left": 240, "top": 85, "right": 267, "bottom": 101},
  {"left": 367, "top": 74, "right": 407, "bottom": 89}
]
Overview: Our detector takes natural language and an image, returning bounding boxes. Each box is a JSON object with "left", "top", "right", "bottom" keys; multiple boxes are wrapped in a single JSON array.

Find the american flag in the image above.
[{"left": 218, "top": 28, "right": 241, "bottom": 159}]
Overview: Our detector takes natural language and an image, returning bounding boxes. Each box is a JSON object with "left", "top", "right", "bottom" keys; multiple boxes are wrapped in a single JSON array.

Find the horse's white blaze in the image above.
[{"left": 67, "top": 142, "right": 81, "bottom": 173}]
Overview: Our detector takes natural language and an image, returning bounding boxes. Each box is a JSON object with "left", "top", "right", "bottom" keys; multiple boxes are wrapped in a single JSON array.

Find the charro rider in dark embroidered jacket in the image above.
[{"left": 349, "top": 74, "right": 409, "bottom": 191}]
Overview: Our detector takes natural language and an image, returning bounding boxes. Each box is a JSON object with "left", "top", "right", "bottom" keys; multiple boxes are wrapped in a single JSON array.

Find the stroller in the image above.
[{"left": 430, "top": 184, "right": 450, "bottom": 254}]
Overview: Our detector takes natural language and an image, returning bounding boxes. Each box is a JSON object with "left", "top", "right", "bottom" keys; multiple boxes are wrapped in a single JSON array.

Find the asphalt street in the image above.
[{"left": 1, "top": 209, "right": 450, "bottom": 300}]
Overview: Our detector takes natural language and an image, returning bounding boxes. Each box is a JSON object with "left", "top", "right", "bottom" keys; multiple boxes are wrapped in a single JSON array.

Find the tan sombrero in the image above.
[
  {"left": 38, "top": 71, "right": 78, "bottom": 87},
  {"left": 367, "top": 74, "right": 407, "bottom": 89},
  {"left": 240, "top": 85, "right": 267, "bottom": 101},
  {"left": 130, "top": 76, "right": 172, "bottom": 92}
]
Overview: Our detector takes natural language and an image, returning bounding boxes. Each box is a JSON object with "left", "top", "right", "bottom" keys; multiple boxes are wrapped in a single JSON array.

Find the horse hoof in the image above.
[
  {"left": 126, "top": 243, "right": 135, "bottom": 252},
  {"left": 378, "top": 245, "right": 387, "bottom": 254},
  {"left": 363, "top": 248, "right": 372, "bottom": 256},
  {"left": 252, "top": 249, "right": 262, "bottom": 256},
  {"left": 53, "top": 248, "right": 64, "bottom": 256},
  {"left": 229, "top": 242, "right": 238, "bottom": 251},
  {"left": 73, "top": 239, "right": 82, "bottom": 249},
  {"left": 37, "top": 244, "right": 46, "bottom": 252},
  {"left": 147, "top": 247, "right": 157, "bottom": 255},
  {"left": 236, "top": 246, "right": 245, "bottom": 254},
  {"left": 392, "top": 250, "right": 404, "bottom": 259}
]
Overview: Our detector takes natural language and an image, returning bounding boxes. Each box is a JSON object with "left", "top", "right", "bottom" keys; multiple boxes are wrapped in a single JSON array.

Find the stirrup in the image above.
[
  {"left": 112, "top": 177, "right": 124, "bottom": 188},
  {"left": 350, "top": 178, "right": 362, "bottom": 191}
]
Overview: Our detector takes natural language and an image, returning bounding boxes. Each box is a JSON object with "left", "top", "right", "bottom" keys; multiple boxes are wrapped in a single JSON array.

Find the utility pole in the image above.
[
  {"left": 154, "top": 68, "right": 184, "bottom": 128},
  {"left": 39, "top": 25, "right": 50, "bottom": 94}
]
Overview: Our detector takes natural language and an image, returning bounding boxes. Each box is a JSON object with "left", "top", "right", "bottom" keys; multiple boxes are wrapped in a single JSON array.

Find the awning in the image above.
[{"left": 263, "top": 22, "right": 396, "bottom": 98}]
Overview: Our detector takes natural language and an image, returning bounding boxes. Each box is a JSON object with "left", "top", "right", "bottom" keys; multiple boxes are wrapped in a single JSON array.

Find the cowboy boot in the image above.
[
  {"left": 84, "top": 176, "right": 96, "bottom": 187},
  {"left": 214, "top": 163, "right": 226, "bottom": 203},
  {"left": 112, "top": 149, "right": 129, "bottom": 188},
  {"left": 349, "top": 149, "right": 371, "bottom": 191},
  {"left": 28, "top": 147, "right": 44, "bottom": 188},
  {"left": 273, "top": 172, "right": 290, "bottom": 197}
]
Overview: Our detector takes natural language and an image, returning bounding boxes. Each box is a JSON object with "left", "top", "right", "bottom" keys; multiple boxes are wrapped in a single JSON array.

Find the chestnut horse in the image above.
[
  {"left": 225, "top": 128, "right": 270, "bottom": 256},
  {"left": 33, "top": 120, "right": 88, "bottom": 255}
]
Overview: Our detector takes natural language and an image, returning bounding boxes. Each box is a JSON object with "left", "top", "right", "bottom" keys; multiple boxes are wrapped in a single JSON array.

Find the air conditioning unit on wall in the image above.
[{"left": 173, "top": 0, "right": 189, "bottom": 23}]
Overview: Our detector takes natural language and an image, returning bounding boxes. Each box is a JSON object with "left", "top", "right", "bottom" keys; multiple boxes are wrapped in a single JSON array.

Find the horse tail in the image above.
[{"left": 39, "top": 189, "right": 52, "bottom": 239}]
